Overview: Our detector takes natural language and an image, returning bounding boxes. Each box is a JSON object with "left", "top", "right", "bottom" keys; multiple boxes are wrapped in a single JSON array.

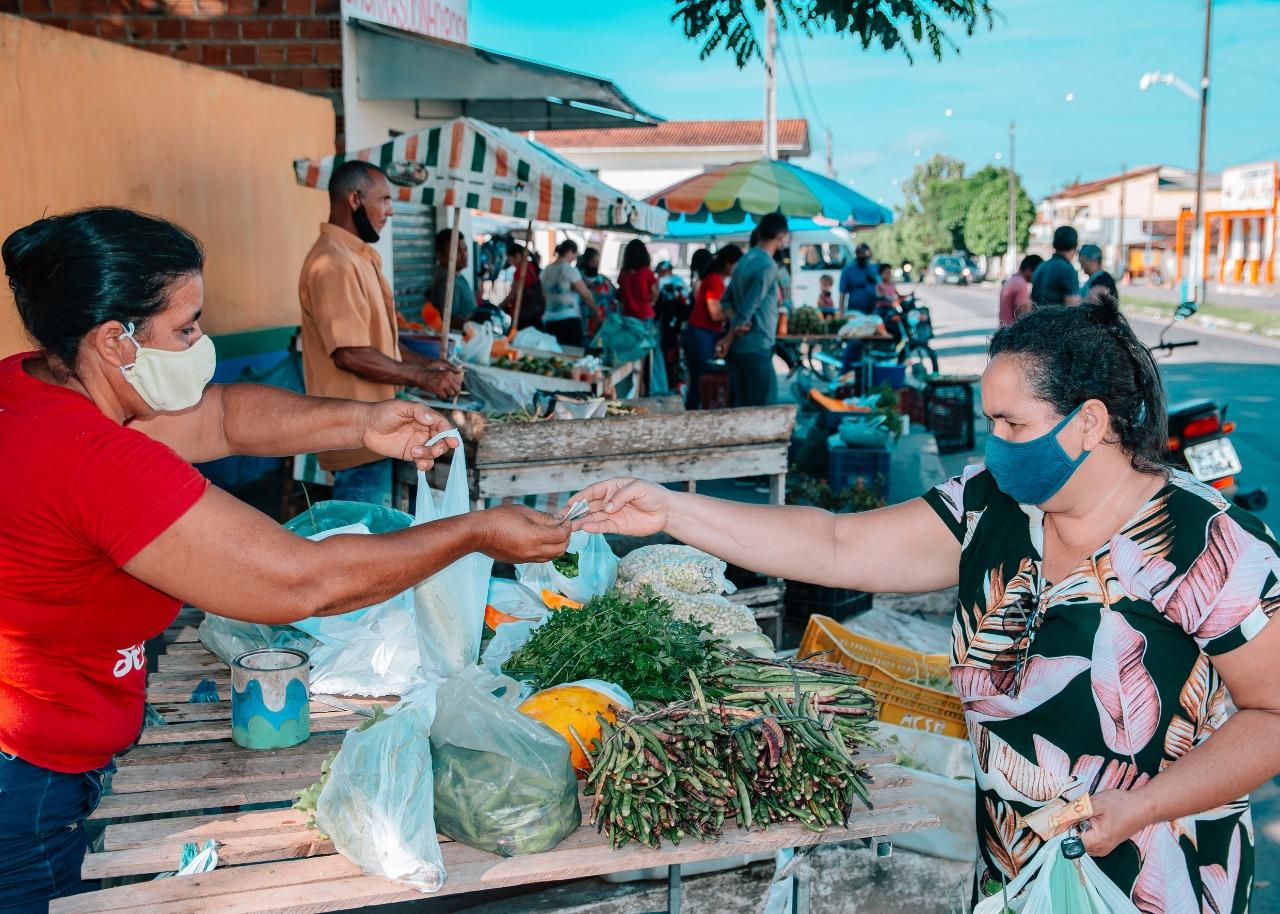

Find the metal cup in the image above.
[{"left": 230, "top": 648, "right": 311, "bottom": 750}]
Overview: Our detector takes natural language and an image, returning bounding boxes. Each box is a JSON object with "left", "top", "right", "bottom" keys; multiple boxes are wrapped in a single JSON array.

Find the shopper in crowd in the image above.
[
  {"left": 573, "top": 297, "right": 1277, "bottom": 914},
  {"left": 0, "top": 207, "right": 570, "bottom": 910},
  {"left": 774, "top": 248, "right": 793, "bottom": 319},
  {"left": 1031, "top": 225, "right": 1082, "bottom": 307},
  {"left": 682, "top": 244, "right": 743, "bottom": 410},
  {"left": 716, "top": 212, "right": 788, "bottom": 407},
  {"left": 875, "top": 262, "right": 902, "bottom": 307},
  {"left": 816, "top": 274, "right": 836, "bottom": 316},
  {"left": 654, "top": 260, "right": 692, "bottom": 392},
  {"left": 298, "top": 161, "right": 461, "bottom": 507},
  {"left": 689, "top": 248, "right": 713, "bottom": 301},
  {"left": 501, "top": 242, "right": 544, "bottom": 330},
  {"left": 539, "top": 239, "right": 594, "bottom": 347},
  {"left": 430, "top": 226, "right": 476, "bottom": 332},
  {"left": 578, "top": 246, "right": 617, "bottom": 336},
  {"left": 1079, "top": 243, "right": 1119, "bottom": 305},
  {"left": 618, "top": 239, "right": 667, "bottom": 394},
  {"left": 838, "top": 242, "right": 879, "bottom": 316},
  {"left": 998, "top": 253, "right": 1044, "bottom": 327}
]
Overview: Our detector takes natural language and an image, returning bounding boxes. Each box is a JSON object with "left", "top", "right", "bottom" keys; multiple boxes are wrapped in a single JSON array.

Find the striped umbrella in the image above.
[{"left": 649, "top": 158, "right": 892, "bottom": 228}]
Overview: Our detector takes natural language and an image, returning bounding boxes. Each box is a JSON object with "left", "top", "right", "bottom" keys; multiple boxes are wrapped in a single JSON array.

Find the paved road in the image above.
[
  {"left": 1123, "top": 281, "right": 1280, "bottom": 314},
  {"left": 916, "top": 282, "right": 1280, "bottom": 911}
]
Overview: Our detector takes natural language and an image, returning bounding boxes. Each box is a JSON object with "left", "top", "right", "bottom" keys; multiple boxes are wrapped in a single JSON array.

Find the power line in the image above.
[
  {"left": 774, "top": 30, "right": 813, "bottom": 128},
  {"left": 787, "top": 24, "right": 829, "bottom": 134}
]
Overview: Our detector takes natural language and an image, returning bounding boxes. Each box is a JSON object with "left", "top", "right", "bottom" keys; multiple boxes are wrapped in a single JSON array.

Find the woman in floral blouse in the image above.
[{"left": 571, "top": 298, "right": 1279, "bottom": 913}]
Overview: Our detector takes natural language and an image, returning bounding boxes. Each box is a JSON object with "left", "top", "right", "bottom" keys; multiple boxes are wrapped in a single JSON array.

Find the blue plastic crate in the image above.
[{"left": 827, "top": 444, "right": 891, "bottom": 498}]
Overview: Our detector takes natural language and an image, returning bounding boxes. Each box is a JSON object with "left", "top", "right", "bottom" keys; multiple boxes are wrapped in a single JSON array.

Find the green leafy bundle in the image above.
[{"left": 506, "top": 589, "right": 717, "bottom": 703}]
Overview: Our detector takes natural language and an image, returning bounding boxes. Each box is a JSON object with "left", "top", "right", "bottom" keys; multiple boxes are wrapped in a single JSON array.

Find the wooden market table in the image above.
[
  {"left": 57, "top": 610, "right": 940, "bottom": 914},
  {"left": 396, "top": 401, "right": 799, "bottom": 642}
]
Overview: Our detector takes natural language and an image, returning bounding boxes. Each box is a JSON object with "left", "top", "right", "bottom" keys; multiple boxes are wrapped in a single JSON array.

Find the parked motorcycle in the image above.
[{"left": 1153, "top": 317, "right": 1268, "bottom": 513}]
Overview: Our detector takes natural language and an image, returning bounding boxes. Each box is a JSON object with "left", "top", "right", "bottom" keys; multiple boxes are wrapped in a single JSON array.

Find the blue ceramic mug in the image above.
[{"left": 230, "top": 648, "right": 310, "bottom": 750}]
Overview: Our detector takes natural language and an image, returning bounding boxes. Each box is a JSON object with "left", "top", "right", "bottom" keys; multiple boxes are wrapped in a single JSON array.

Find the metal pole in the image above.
[
  {"left": 825, "top": 126, "right": 834, "bottom": 177},
  {"left": 763, "top": 0, "right": 778, "bottom": 159},
  {"left": 439, "top": 204, "right": 463, "bottom": 353},
  {"left": 1007, "top": 120, "right": 1017, "bottom": 277},
  {"left": 507, "top": 218, "right": 535, "bottom": 339},
  {"left": 1190, "top": 0, "right": 1213, "bottom": 305},
  {"left": 1118, "top": 162, "right": 1127, "bottom": 282}
]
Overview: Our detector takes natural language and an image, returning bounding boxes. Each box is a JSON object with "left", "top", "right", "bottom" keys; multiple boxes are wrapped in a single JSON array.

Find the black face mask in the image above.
[{"left": 351, "top": 202, "right": 380, "bottom": 244}]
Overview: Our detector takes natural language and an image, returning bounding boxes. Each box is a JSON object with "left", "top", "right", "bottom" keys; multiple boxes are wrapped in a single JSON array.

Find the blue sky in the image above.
[{"left": 470, "top": 0, "right": 1280, "bottom": 206}]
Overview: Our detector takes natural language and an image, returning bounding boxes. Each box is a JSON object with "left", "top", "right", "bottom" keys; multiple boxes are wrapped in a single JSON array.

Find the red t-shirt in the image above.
[
  {"left": 689, "top": 273, "right": 727, "bottom": 332},
  {"left": 0, "top": 353, "right": 208, "bottom": 773},
  {"left": 618, "top": 267, "right": 657, "bottom": 320}
]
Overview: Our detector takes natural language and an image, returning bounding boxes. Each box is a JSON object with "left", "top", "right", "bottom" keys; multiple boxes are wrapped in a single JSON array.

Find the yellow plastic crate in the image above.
[{"left": 799, "top": 615, "right": 967, "bottom": 739}]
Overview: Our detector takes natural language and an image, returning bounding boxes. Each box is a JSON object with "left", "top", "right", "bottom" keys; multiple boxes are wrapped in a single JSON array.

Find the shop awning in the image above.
[
  {"left": 294, "top": 116, "right": 669, "bottom": 235},
  {"left": 351, "top": 21, "right": 662, "bottom": 132}
]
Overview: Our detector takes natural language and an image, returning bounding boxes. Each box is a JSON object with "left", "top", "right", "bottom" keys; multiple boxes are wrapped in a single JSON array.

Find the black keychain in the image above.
[{"left": 1061, "top": 823, "right": 1088, "bottom": 860}]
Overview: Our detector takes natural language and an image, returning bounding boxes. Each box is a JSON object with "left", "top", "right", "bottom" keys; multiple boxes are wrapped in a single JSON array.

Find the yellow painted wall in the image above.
[{"left": 0, "top": 15, "right": 334, "bottom": 357}]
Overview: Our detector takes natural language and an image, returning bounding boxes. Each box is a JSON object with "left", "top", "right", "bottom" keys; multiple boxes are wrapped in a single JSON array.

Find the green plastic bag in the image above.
[
  {"left": 591, "top": 313, "right": 657, "bottom": 367},
  {"left": 283, "top": 500, "right": 414, "bottom": 537}
]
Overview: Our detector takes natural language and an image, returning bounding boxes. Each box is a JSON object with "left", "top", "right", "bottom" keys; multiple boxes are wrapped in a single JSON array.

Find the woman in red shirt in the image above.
[
  {"left": 616, "top": 239, "right": 658, "bottom": 321},
  {"left": 0, "top": 207, "right": 569, "bottom": 909},
  {"left": 681, "top": 244, "right": 743, "bottom": 410}
]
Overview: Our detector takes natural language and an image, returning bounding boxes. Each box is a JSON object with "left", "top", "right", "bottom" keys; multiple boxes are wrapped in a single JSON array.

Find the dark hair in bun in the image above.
[
  {"left": 989, "top": 296, "right": 1168, "bottom": 472},
  {"left": 3, "top": 207, "right": 204, "bottom": 372}
]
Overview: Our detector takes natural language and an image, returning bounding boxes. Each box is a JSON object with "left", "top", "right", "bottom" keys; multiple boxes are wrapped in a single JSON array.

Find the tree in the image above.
[
  {"left": 671, "top": 0, "right": 997, "bottom": 68},
  {"left": 963, "top": 170, "right": 1035, "bottom": 258}
]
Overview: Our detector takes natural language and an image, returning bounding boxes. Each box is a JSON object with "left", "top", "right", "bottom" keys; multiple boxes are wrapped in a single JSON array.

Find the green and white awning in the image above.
[{"left": 294, "top": 116, "right": 667, "bottom": 235}]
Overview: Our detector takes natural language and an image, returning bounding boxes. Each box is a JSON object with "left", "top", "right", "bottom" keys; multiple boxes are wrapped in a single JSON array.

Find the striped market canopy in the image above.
[{"left": 294, "top": 116, "right": 667, "bottom": 235}]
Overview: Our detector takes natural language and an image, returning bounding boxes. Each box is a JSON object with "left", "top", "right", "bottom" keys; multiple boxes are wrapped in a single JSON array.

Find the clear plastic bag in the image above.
[
  {"left": 972, "top": 834, "right": 1141, "bottom": 914},
  {"left": 516, "top": 530, "right": 618, "bottom": 605},
  {"left": 459, "top": 322, "right": 494, "bottom": 367},
  {"left": 197, "top": 613, "right": 316, "bottom": 664},
  {"left": 315, "top": 683, "right": 445, "bottom": 893},
  {"left": 430, "top": 668, "right": 580, "bottom": 857},
  {"left": 413, "top": 432, "right": 493, "bottom": 678},
  {"left": 616, "top": 544, "right": 737, "bottom": 596},
  {"left": 308, "top": 600, "right": 420, "bottom": 697}
]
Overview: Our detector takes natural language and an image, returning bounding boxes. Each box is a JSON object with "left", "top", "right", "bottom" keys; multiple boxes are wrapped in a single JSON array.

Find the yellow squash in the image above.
[{"left": 518, "top": 684, "right": 621, "bottom": 776}]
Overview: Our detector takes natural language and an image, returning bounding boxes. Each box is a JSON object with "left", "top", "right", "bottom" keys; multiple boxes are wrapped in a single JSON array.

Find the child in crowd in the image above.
[
  {"left": 875, "top": 263, "right": 901, "bottom": 306},
  {"left": 816, "top": 274, "right": 836, "bottom": 316}
]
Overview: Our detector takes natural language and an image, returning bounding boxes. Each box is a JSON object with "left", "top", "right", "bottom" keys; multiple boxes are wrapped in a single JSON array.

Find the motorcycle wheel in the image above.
[
  {"left": 902, "top": 342, "right": 939, "bottom": 383},
  {"left": 1234, "top": 488, "right": 1269, "bottom": 512}
]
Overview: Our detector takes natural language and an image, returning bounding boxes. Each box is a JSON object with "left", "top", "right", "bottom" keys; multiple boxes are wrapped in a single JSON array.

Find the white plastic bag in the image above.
[
  {"left": 511, "top": 326, "right": 563, "bottom": 353},
  {"left": 616, "top": 544, "right": 737, "bottom": 596},
  {"left": 516, "top": 530, "right": 618, "bottom": 605},
  {"left": 308, "top": 600, "right": 421, "bottom": 697},
  {"left": 459, "top": 322, "right": 494, "bottom": 366},
  {"left": 197, "top": 613, "right": 316, "bottom": 664},
  {"left": 972, "top": 834, "right": 1140, "bottom": 914},
  {"left": 413, "top": 431, "right": 493, "bottom": 677},
  {"left": 316, "top": 684, "right": 445, "bottom": 893}
]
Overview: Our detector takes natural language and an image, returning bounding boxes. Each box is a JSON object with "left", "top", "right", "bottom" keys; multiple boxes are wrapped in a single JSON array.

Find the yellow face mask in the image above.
[{"left": 119, "top": 323, "right": 216, "bottom": 412}]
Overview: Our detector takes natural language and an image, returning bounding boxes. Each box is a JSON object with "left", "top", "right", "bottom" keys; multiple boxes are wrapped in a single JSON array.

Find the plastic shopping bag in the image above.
[
  {"left": 315, "top": 683, "right": 445, "bottom": 892},
  {"left": 459, "top": 322, "right": 494, "bottom": 367},
  {"left": 511, "top": 326, "right": 563, "bottom": 354},
  {"left": 972, "top": 834, "right": 1140, "bottom": 914},
  {"left": 430, "top": 668, "right": 580, "bottom": 857},
  {"left": 307, "top": 601, "right": 420, "bottom": 697},
  {"left": 412, "top": 432, "right": 493, "bottom": 677},
  {"left": 197, "top": 613, "right": 316, "bottom": 664},
  {"left": 516, "top": 530, "right": 618, "bottom": 605}
]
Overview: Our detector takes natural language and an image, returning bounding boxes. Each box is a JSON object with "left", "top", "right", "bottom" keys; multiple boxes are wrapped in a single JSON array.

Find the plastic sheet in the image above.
[{"left": 197, "top": 613, "right": 316, "bottom": 665}]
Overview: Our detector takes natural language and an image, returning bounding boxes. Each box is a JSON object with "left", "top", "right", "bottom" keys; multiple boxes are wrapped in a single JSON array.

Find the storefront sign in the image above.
[
  {"left": 1222, "top": 161, "right": 1277, "bottom": 211},
  {"left": 342, "top": 0, "right": 468, "bottom": 45}
]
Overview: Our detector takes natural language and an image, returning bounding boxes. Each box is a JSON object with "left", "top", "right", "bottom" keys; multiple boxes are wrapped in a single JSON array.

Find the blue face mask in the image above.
[{"left": 984, "top": 404, "right": 1090, "bottom": 505}]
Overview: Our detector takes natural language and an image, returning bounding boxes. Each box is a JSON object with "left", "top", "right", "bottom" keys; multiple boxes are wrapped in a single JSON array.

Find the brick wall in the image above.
[{"left": 3, "top": 2, "right": 346, "bottom": 147}]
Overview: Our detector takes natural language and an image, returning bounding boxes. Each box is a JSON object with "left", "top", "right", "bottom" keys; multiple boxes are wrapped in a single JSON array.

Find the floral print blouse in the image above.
[{"left": 923, "top": 465, "right": 1280, "bottom": 914}]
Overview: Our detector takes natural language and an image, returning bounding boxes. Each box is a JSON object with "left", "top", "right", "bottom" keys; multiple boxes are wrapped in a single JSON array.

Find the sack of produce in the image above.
[
  {"left": 413, "top": 432, "right": 494, "bottom": 677},
  {"left": 972, "top": 833, "right": 1139, "bottom": 914},
  {"left": 430, "top": 669, "right": 580, "bottom": 856},
  {"left": 315, "top": 684, "right": 446, "bottom": 893},
  {"left": 617, "top": 544, "right": 737, "bottom": 596},
  {"left": 517, "top": 530, "right": 619, "bottom": 605},
  {"left": 616, "top": 579, "right": 757, "bottom": 637},
  {"left": 517, "top": 680, "right": 633, "bottom": 776},
  {"left": 198, "top": 613, "right": 316, "bottom": 665}
]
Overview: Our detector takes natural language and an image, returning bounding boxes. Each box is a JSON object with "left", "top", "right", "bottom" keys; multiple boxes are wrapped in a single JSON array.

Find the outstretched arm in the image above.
[{"left": 571, "top": 478, "right": 959, "bottom": 593}]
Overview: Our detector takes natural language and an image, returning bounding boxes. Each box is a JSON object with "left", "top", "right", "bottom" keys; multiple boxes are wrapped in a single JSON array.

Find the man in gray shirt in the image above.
[{"left": 716, "top": 212, "right": 788, "bottom": 406}]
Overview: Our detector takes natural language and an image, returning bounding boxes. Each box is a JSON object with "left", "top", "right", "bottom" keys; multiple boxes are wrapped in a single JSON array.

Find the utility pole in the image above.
[
  {"left": 1190, "top": 0, "right": 1213, "bottom": 305},
  {"left": 1117, "top": 163, "right": 1127, "bottom": 282},
  {"left": 1007, "top": 120, "right": 1017, "bottom": 278},
  {"left": 825, "top": 127, "right": 835, "bottom": 178},
  {"left": 763, "top": 0, "right": 778, "bottom": 159}
]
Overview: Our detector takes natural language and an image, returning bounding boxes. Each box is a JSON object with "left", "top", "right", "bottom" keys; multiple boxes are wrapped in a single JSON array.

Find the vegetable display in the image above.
[
  {"left": 505, "top": 590, "right": 717, "bottom": 703},
  {"left": 586, "top": 654, "right": 879, "bottom": 849},
  {"left": 787, "top": 306, "right": 843, "bottom": 337},
  {"left": 492, "top": 355, "right": 574, "bottom": 379},
  {"left": 552, "top": 553, "right": 580, "bottom": 579},
  {"left": 518, "top": 683, "right": 625, "bottom": 775}
]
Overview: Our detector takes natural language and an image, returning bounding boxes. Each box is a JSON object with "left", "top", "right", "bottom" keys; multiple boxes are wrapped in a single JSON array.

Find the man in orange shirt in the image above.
[{"left": 299, "top": 161, "right": 462, "bottom": 507}]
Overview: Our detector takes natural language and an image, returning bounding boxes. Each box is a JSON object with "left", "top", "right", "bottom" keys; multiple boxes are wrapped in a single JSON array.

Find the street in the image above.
[{"left": 917, "top": 282, "right": 1280, "bottom": 911}]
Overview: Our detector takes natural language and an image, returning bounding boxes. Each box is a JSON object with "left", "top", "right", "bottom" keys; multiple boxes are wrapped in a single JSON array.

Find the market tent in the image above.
[
  {"left": 648, "top": 158, "right": 892, "bottom": 229},
  {"left": 294, "top": 116, "right": 668, "bottom": 235}
]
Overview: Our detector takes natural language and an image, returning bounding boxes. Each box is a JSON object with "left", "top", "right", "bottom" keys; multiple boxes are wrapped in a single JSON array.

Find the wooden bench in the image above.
[{"left": 57, "top": 611, "right": 939, "bottom": 914}]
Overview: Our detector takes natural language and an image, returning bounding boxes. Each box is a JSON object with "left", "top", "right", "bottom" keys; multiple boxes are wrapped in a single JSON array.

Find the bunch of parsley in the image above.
[{"left": 506, "top": 588, "right": 717, "bottom": 703}]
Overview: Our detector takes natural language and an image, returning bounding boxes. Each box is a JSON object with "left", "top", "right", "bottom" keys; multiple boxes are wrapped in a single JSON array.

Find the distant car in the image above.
[{"left": 927, "top": 255, "right": 975, "bottom": 285}]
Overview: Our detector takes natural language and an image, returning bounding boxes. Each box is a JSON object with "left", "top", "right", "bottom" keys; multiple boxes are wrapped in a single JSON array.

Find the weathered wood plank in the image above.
[
  {"left": 728, "top": 583, "right": 785, "bottom": 607},
  {"left": 473, "top": 404, "right": 796, "bottom": 466},
  {"left": 56, "top": 801, "right": 939, "bottom": 914},
  {"left": 157, "top": 653, "right": 225, "bottom": 673},
  {"left": 119, "top": 731, "right": 345, "bottom": 767},
  {"left": 475, "top": 444, "right": 789, "bottom": 502},
  {"left": 86, "top": 767, "right": 914, "bottom": 879},
  {"left": 112, "top": 738, "right": 344, "bottom": 795},
  {"left": 137, "top": 712, "right": 361, "bottom": 746},
  {"left": 90, "top": 775, "right": 318, "bottom": 822}
]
